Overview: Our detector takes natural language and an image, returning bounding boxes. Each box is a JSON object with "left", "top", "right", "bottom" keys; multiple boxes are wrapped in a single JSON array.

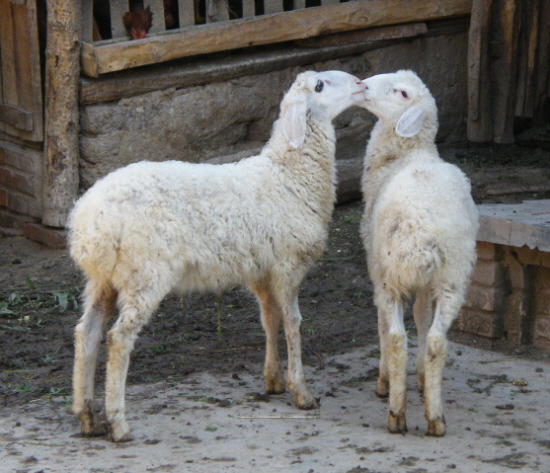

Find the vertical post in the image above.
[{"left": 43, "top": 0, "right": 81, "bottom": 227}]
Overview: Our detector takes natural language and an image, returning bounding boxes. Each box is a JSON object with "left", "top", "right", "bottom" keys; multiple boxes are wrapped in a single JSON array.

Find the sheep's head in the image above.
[
  {"left": 280, "top": 71, "right": 366, "bottom": 148},
  {"left": 361, "top": 70, "right": 438, "bottom": 139}
]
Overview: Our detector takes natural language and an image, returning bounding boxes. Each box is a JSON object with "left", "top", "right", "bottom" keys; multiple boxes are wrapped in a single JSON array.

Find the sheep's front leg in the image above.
[
  {"left": 105, "top": 299, "right": 154, "bottom": 442},
  {"left": 73, "top": 281, "right": 117, "bottom": 437},
  {"left": 251, "top": 282, "right": 285, "bottom": 394},
  {"left": 424, "top": 289, "right": 461, "bottom": 437},
  {"left": 412, "top": 290, "right": 433, "bottom": 394},
  {"left": 280, "top": 287, "right": 317, "bottom": 410},
  {"left": 381, "top": 294, "right": 407, "bottom": 434}
]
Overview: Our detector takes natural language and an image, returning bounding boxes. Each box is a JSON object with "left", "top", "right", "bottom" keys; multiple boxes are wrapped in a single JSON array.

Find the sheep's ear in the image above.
[
  {"left": 281, "top": 99, "right": 308, "bottom": 149},
  {"left": 395, "top": 105, "right": 425, "bottom": 138}
]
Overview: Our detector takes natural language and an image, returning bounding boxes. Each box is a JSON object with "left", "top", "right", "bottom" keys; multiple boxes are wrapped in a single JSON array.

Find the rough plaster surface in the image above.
[{"left": 79, "top": 33, "right": 468, "bottom": 190}]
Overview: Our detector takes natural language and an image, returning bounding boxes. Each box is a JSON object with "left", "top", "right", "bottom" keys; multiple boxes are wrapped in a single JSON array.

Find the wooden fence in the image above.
[{"left": 80, "top": 0, "right": 473, "bottom": 76}]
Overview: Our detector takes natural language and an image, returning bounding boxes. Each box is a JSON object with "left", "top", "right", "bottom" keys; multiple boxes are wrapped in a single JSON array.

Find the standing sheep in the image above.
[
  {"left": 359, "top": 70, "right": 479, "bottom": 436},
  {"left": 68, "top": 70, "right": 366, "bottom": 442}
]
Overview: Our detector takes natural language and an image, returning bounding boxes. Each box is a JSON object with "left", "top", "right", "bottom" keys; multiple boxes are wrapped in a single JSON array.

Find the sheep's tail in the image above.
[{"left": 67, "top": 207, "right": 120, "bottom": 284}]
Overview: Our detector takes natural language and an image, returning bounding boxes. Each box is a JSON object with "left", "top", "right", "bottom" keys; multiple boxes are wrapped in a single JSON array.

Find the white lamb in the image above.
[
  {"left": 67, "top": 70, "right": 366, "bottom": 442},
  {"left": 359, "top": 70, "right": 479, "bottom": 436}
]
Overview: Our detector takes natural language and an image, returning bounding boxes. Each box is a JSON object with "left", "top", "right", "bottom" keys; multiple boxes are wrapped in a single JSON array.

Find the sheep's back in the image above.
[{"left": 369, "top": 161, "right": 478, "bottom": 295}]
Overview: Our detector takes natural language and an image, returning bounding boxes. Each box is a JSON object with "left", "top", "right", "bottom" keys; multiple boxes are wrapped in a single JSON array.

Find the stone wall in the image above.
[{"left": 79, "top": 30, "right": 469, "bottom": 191}]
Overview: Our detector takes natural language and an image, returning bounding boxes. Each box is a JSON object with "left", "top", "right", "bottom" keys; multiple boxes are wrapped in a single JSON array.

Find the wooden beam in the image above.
[
  {"left": 466, "top": 0, "right": 493, "bottom": 142},
  {"left": 80, "top": 0, "right": 473, "bottom": 77},
  {"left": 43, "top": 0, "right": 81, "bottom": 227},
  {"left": 79, "top": 22, "right": 432, "bottom": 104}
]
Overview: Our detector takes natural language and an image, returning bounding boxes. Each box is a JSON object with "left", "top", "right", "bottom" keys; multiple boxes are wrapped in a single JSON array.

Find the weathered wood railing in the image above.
[{"left": 79, "top": 0, "right": 473, "bottom": 77}]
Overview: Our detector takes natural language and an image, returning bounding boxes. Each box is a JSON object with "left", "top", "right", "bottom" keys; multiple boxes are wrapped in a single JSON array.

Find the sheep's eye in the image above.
[
  {"left": 401, "top": 91, "right": 409, "bottom": 98},
  {"left": 315, "top": 80, "right": 324, "bottom": 93}
]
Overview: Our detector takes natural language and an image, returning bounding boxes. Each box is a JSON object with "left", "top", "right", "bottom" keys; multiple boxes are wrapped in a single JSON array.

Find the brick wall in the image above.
[{"left": 454, "top": 241, "right": 550, "bottom": 350}]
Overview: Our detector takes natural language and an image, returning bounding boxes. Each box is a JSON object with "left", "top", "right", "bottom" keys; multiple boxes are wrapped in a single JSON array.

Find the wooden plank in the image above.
[
  {"left": 0, "top": 104, "right": 33, "bottom": 131},
  {"left": 0, "top": 0, "right": 43, "bottom": 142},
  {"left": 81, "top": 0, "right": 473, "bottom": 76},
  {"left": 295, "top": 0, "right": 306, "bottom": 9},
  {"left": 296, "top": 22, "right": 427, "bottom": 47},
  {"left": 534, "top": 0, "right": 550, "bottom": 123},
  {"left": 206, "top": 0, "right": 229, "bottom": 22},
  {"left": 491, "top": 0, "right": 521, "bottom": 144},
  {"left": 110, "top": 0, "right": 129, "bottom": 39},
  {"left": 0, "top": 2, "right": 19, "bottom": 108},
  {"left": 242, "top": 0, "right": 255, "bottom": 18},
  {"left": 264, "top": 0, "right": 284, "bottom": 15},
  {"left": 466, "top": 0, "right": 493, "bottom": 142},
  {"left": 80, "top": 33, "right": 410, "bottom": 103},
  {"left": 81, "top": 0, "right": 94, "bottom": 41},
  {"left": 148, "top": 0, "right": 166, "bottom": 32},
  {"left": 179, "top": 0, "right": 196, "bottom": 26},
  {"left": 43, "top": 0, "right": 81, "bottom": 227},
  {"left": 514, "top": 0, "right": 539, "bottom": 118},
  {"left": 322, "top": 0, "right": 340, "bottom": 5}
]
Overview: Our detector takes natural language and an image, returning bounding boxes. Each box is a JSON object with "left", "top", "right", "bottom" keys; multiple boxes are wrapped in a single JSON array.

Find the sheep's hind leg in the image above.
[
  {"left": 104, "top": 291, "right": 159, "bottom": 442},
  {"left": 278, "top": 283, "right": 317, "bottom": 410},
  {"left": 375, "top": 308, "right": 390, "bottom": 398},
  {"left": 412, "top": 290, "right": 433, "bottom": 394},
  {"left": 380, "top": 294, "right": 407, "bottom": 434},
  {"left": 73, "top": 280, "right": 117, "bottom": 437},
  {"left": 250, "top": 281, "right": 285, "bottom": 395},
  {"left": 424, "top": 287, "right": 461, "bottom": 437}
]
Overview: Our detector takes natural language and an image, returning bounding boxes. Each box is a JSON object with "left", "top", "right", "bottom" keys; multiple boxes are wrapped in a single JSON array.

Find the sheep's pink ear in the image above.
[
  {"left": 395, "top": 105, "right": 425, "bottom": 138},
  {"left": 281, "top": 99, "right": 308, "bottom": 149}
]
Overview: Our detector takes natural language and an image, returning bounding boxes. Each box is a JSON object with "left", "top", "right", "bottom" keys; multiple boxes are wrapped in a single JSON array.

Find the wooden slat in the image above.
[
  {"left": 0, "top": 104, "right": 33, "bottom": 131},
  {"left": 516, "top": 0, "right": 539, "bottom": 118},
  {"left": 179, "top": 0, "right": 196, "bottom": 26},
  {"left": 80, "top": 0, "right": 94, "bottom": 41},
  {"left": 148, "top": 0, "right": 166, "bottom": 32},
  {"left": 492, "top": 0, "right": 521, "bottom": 144},
  {"left": 206, "top": 0, "right": 229, "bottom": 22},
  {"left": 242, "top": 0, "right": 255, "bottom": 18},
  {"left": 466, "top": 0, "right": 493, "bottom": 142},
  {"left": 534, "top": 0, "right": 550, "bottom": 122},
  {"left": 264, "top": 0, "right": 284, "bottom": 15},
  {"left": 294, "top": 0, "right": 306, "bottom": 9},
  {"left": 0, "top": 0, "right": 43, "bottom": 141},
  {"left": 80, "top": 22, "right": 430, "bottom": 104},
  {"left": 110, "top": 0, "right": 129, "bottom": 38},
  {"left": 81, "top": 0, "right": 473, "bottom": 77},
  {"left": 0, "top": 2, "right": 18, "bottom": 107},
  {"left": 321, "top": 0, "right": 340, "bottom": 5}
]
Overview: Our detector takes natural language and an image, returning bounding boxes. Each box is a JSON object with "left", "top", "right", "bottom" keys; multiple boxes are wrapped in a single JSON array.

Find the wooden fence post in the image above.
[{"left": 42, "top": 0, "right": 81, "bottom": 228}]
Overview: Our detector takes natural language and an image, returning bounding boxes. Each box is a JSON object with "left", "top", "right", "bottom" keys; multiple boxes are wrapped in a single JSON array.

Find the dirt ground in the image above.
[{"left": 1, "top": 138, "right": 550, "bottom": 472}]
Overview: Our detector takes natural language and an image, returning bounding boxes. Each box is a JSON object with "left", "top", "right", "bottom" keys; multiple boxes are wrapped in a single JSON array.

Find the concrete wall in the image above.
[{"left": 79, "top": 30, "right": 469, "bottom": 190}]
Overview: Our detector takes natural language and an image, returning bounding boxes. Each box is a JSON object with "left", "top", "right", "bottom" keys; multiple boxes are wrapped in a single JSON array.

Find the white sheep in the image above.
[
  {"left": 359, "top": 70, "right": 479, "bottom": 436},
  {"left": 68, "top": 70, "right": 366, "bottom": 442}
]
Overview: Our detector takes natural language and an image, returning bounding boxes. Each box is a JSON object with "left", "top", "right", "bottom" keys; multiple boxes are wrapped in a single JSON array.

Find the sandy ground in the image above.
[{"left": 2, "top": 340, "right": 549, "bottom": 473}]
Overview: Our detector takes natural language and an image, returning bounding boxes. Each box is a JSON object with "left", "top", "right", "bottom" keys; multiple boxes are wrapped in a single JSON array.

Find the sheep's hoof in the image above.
[
  {"left": 77, "top": 401, "right": 107, "bottom": 437},
  {"left": 375, "top": 378, "right": 389, "bottom": 398},
  {"left": 426, "top": 416, "right": 446, "bottom": 437},
  {"left": 108, "top": 423, "right": 134, "bottom": 443},
  {"left": 295, "top": 391, "right": 318, "bottom": 410},
  {"left": 388, "top": 411, "right": 407, "bottom": 434},
  {"left": 265, "top": 378, "right": 286, "bottom": 395},
  {"left": 417, "top": 374, "right": 425, "bottom": 394}
]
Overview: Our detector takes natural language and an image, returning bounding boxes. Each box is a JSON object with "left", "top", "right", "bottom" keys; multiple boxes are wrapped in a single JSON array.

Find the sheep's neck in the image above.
[
  {"left": 361, "top": 120, "right": 438, "bottom": 231},
  {"left": 365, "top": 122, "right": 437, "bottom": 171},
  {"left": 269, "top": 118, "right": 337, "bottom": 223}
]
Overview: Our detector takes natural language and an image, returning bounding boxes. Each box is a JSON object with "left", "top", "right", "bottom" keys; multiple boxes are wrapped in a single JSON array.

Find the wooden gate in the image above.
[{"left": 0, "top": 0, "right": 44, "bottom": 220}]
